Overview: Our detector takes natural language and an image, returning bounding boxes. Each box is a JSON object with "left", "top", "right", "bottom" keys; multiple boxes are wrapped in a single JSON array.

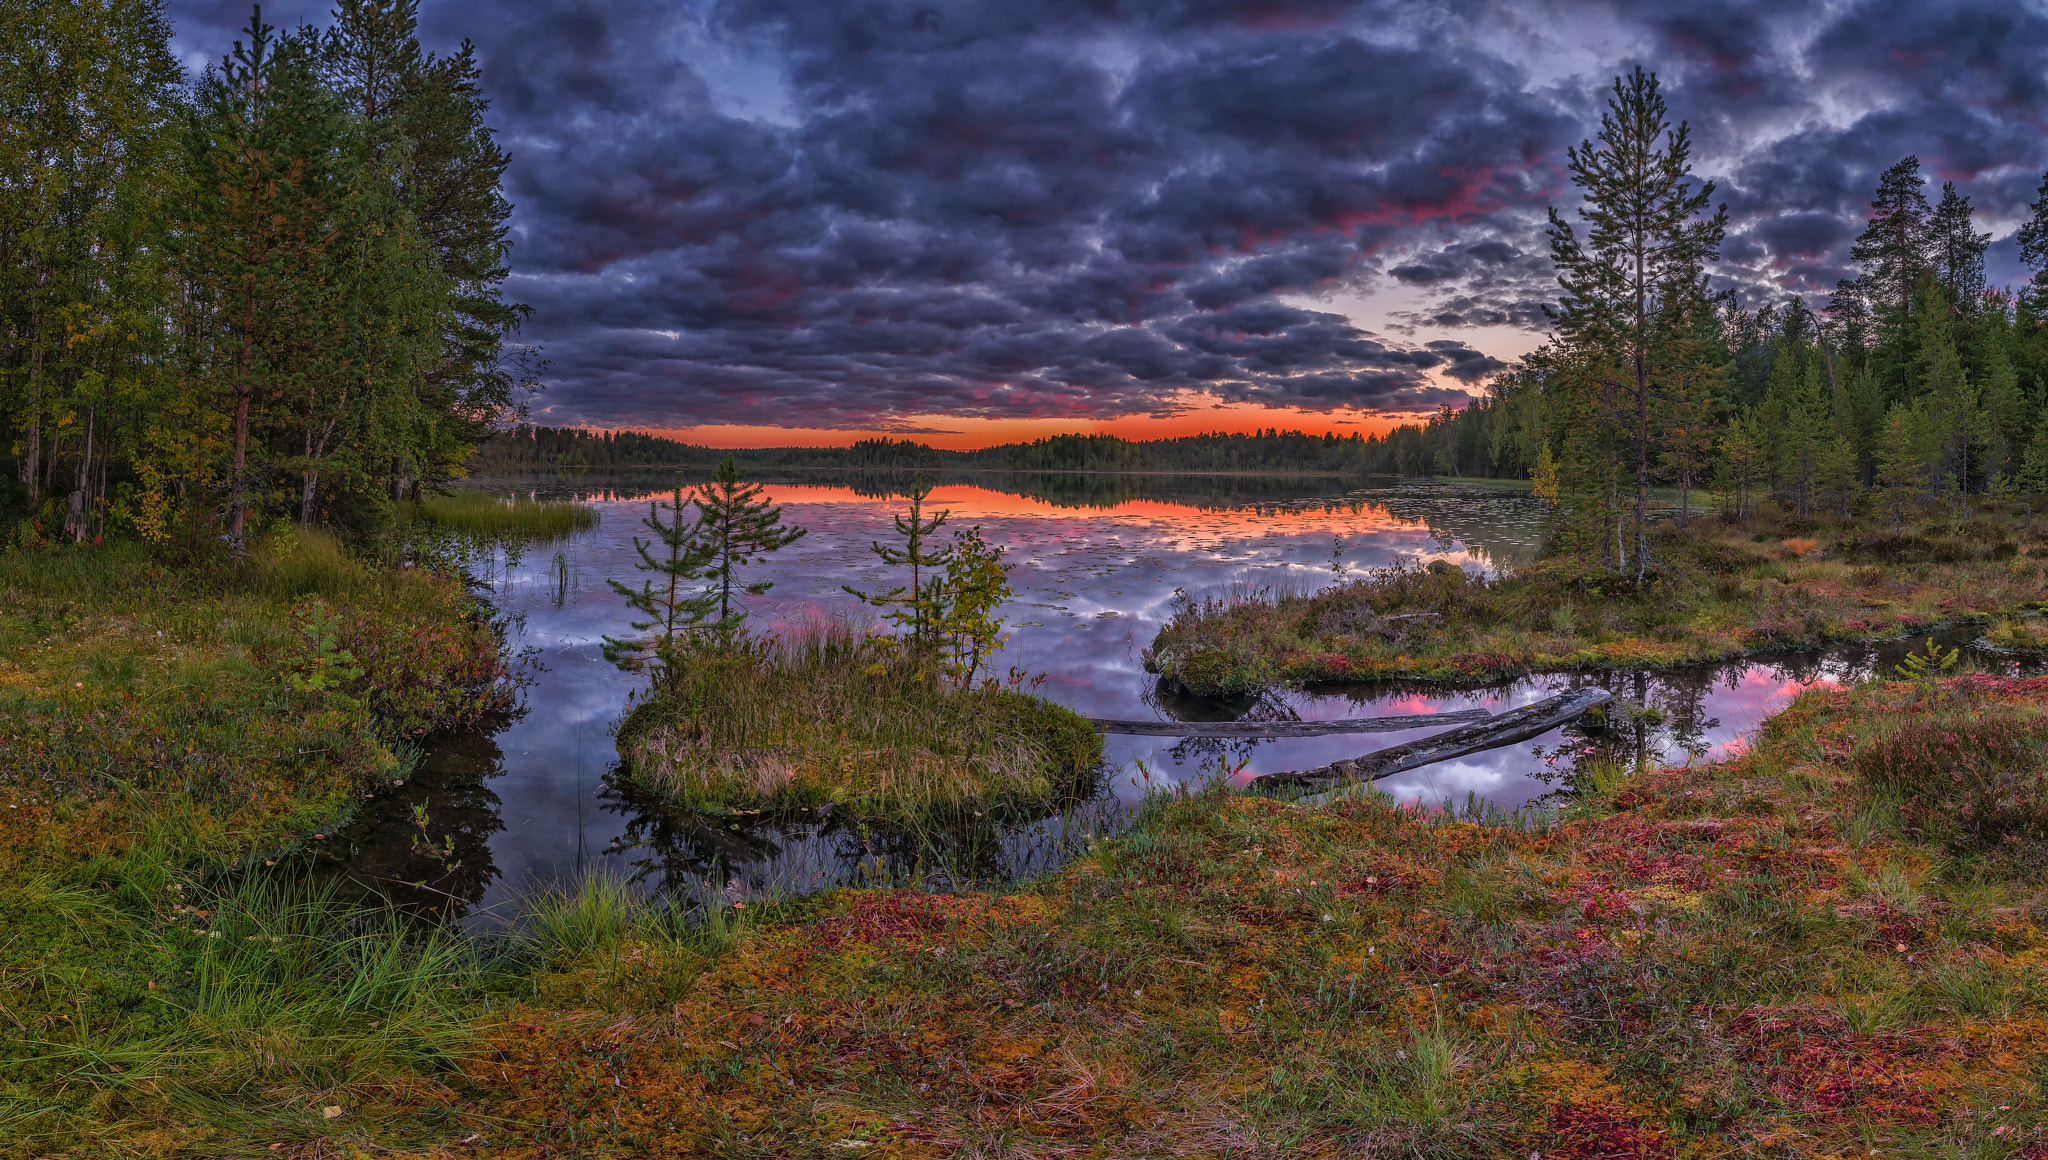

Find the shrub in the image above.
[{"left": 1852, "top": 708, "right": 2048, "bottom": 844}]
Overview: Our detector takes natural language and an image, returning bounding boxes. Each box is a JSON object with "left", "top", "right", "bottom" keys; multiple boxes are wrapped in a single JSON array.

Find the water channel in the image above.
[{"left": 324, "top": 471, "right": 2039, "bottom": 920}]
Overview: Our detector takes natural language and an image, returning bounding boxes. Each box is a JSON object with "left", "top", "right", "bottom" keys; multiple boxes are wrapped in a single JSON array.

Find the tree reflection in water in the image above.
[
  {"left": 320, "top": 730, "right": 509, "bottom": 918},
  {"left": 598, "top": 764, "right": 1121, "bottom": 901}
]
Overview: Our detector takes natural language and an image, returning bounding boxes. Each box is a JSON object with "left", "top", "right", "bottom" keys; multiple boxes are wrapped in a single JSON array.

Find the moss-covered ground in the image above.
[
  {"left": 0, "top": 535, "right": 516, "bottom": 1156},
  {"left": 15, "top": 526, "right": 2048, "bottom": 1157},
  {"left": 325, "top": 671, "right": 2048, "bottom": 1158},
  {"left": 1145, "top": 505, "right": 2048, "bottom": 693}
]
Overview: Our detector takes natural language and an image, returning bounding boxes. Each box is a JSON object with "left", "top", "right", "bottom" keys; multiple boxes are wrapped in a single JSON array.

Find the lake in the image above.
[{"left": 325, "top": 471, "right": 2032, "bottom": 919}]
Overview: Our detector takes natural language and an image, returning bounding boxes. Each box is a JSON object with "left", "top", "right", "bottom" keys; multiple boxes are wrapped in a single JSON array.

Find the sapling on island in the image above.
[{"left": 613, "top": 470, "right": 1100, "bottom": 817}]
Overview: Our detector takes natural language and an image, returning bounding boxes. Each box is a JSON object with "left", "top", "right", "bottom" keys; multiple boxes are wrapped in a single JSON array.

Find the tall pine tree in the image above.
[{"left": 1545, "top": 66, "right": 1726, "bottom": 581}]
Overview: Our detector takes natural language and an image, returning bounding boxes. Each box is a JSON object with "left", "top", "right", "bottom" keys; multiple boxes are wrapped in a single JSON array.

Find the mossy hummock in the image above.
[{"left": 616, "top": 626, "right": 1103, "bottom": 816}]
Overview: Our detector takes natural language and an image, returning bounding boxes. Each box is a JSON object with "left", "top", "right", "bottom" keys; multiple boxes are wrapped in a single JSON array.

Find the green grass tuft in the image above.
[{"left": 400, "top": 489, "right": 597, "bottom": 540}]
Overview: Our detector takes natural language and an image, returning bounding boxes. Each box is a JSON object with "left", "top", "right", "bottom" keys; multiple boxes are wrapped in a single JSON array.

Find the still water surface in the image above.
[{"left": 328, "top": 471, "right": 2030, "bottom": 919}]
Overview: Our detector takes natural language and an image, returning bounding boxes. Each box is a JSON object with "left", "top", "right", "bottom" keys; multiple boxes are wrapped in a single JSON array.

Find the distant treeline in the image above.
[{"left": 469, "top": 423, "right": 1507, "bottom": 477}]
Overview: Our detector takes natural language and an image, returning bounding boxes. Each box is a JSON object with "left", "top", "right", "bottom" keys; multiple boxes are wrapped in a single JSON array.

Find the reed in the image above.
[
  {"left": 617, "top": 620, "right": 1103, "bottom": 816},
  {"left": 403, "top": 489, "right": 598, "bottom": 540}
]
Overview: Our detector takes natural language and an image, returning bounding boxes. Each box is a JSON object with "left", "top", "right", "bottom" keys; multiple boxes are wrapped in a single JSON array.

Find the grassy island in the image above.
[
  {"left": 1145, "top": 506, "right": 2048, "bottom": 694},
  {"left": 615, "top": 625, "right": 1104, "bottom": 817}
]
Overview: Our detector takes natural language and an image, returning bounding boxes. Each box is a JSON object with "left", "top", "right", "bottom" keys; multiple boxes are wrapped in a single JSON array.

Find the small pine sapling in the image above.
[
  {"left": 692, "top": 456, "right": 807, "bottom": 639},
  {"left": 603, "top": 480, "right": 715, "bottom": 693},
  {"left": 933, "top": 524, "right": 1012, "bottom": 687},
  {"left": 844, "top": 475, "right": 953, "bottom": 647}
]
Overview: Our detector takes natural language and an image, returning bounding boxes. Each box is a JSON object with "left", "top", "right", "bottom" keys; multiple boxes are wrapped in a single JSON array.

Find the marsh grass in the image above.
[
  {"left": 1146, "top": 505, "right": 2048, "bottom": 692},
  {"left": 247, "top": 526, "right": 370, "bottom": 599},
  {"left": 618, "top": 621, "right": 1104, "bottom": 816},
  {"left": 401, "top": 489, "right": 597, "bottom": 540},
  {"left": 0, "top": 871, "right": 483, "bottom": 1156},
  {"left": 0, "top": 539, "right": 520, "bottom": 1154}
]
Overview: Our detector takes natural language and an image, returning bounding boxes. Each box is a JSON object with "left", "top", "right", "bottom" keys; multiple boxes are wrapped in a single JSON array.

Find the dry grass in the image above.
[{"left": 618, "top": 622, "right": 1104, "bottom": 816}]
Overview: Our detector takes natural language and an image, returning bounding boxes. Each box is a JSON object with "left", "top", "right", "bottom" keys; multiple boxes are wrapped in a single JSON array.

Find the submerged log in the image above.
[
  {"left": 1090, "top": 708, "right": 1493, "bottom": 738},
  {"left": 1249, "top": 686, "right": 1615, "bottom": 793}
]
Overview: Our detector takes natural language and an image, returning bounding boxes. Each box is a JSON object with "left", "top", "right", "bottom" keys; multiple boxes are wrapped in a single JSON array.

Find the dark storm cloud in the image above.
[{"left": 163, "top": 0, "right": 2048, "bottom": 430}]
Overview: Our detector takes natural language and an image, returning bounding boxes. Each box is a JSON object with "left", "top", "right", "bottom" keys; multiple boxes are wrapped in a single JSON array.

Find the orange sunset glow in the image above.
[{"left": 569, "top": 398, "right": 1432, "bottom": 451}]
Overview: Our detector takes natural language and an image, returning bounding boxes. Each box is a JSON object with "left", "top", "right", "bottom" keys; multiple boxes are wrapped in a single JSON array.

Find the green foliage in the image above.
[
  {"left": 1890, "top": 636, "right": 1960, "bottom": 689},
  {"left": 603, "top": 459, "right": 806, "bottom": 688},
  {"left": 603, "top": 481, "right": 716, "bottom": 694},
  {"left": 692, "top": 456, "right": 807, "bottom": 635},
  {"left": 0, "top": 1, "right": 524, "bottom": 547},
  {"left": 1544, "top": 66, "right": 1727, "bottom": 581},
  {"left": 285, "top": 597, "right": 366, "bottom": 706},
  {"left": 932, "top": 524, "right": 1013, "bottom": 687}
]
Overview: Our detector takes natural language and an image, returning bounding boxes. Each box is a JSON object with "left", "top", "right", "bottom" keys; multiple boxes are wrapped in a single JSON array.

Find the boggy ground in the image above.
[
  {"left": 364, "top": 670, "right": 2048, "bottom": 1159},
  {"left": 0, "top": 535, "right": 518, "bottom": 1155},
  {"left": 1144, "top": 505, "right": 2048, "bottom": 694}
]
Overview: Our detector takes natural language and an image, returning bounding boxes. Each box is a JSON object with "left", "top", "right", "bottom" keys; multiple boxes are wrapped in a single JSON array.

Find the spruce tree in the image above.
[
  {"left": 1545, "top": 66, "right": 1726, "bottom": 582},
  {"left": 182, "top": 11, "right": 346, "bottom": 551},
  {"left": 321, "top": 0, "right": 527, "bottom": 491},
  {"left": 1915, "top": 282, "right": 1982, "bottom": 510},
  {"left": 2017, "top": 167, "right": 2048, "bottom": 310},
  {"left": 690, "top": 455, "right": 807, "bottom": 637},
  {"left": 1874, "top": 403, "right": 1930, "bottom": 530}
]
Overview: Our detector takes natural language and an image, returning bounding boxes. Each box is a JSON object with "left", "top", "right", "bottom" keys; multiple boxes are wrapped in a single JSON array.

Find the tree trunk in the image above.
[
  {"left": 21, "top": 346, "right": 40, "bottom": 501},
  {"left": 63, "top": 490, "right": 86, "bottom": 541},
  {"left": 229, "top": 380, "right": 252, "bottom": 549},
  {"left": 1251, "top": 688, "right": 1615, "bottom": 793},
  {"left": 1090, "top": 708, "right": 1492, "bottom": 737}
]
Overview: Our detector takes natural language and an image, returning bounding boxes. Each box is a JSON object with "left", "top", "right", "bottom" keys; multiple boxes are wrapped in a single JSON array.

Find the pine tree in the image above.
[
  {"left": 845, "top": 476, "right": 953, "bottom": 645},
  {"left": 321, "top": 0, "right": 527, "bottom": 494},
  {"left": 182, "top": 11, "right": 347, "bottom": 550},
  {"left": 1545, "top": 66, "right": 1726, "bottom": 582},
  {"left": 1846, "top": 156, "right": 1932, "bottom": 324},
  {"left": 1928, "top": 181, "right": 1989, "bottom": 315},
  {"left": 603, "top": 481, "right": 715, "bottom": 693},
  {"left": 690, "top": 455, "right": 807, "bottom": 637}
]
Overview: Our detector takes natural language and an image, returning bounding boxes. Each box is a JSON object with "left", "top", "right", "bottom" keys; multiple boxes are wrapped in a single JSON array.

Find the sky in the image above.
[{"left": 165, "top": 0, "right": 2048, "bottom": 448}]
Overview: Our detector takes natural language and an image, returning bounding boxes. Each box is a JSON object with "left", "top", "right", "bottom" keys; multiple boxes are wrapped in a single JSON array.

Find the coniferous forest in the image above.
[
  {"left": 19, "top": 7, "right": 2048, "bottom": 1152},
  {"left": 1, "top": 0, "right": 524, "bottom": 551}
]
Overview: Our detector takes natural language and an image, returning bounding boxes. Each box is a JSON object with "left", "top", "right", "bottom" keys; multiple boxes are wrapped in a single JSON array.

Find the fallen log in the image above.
[
  {"left": 1249, "top": 686, "right": 1615, "bottom": 794},
  {"left": 1090, "top": 707, "right": 1493, "bottom": 737}
]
